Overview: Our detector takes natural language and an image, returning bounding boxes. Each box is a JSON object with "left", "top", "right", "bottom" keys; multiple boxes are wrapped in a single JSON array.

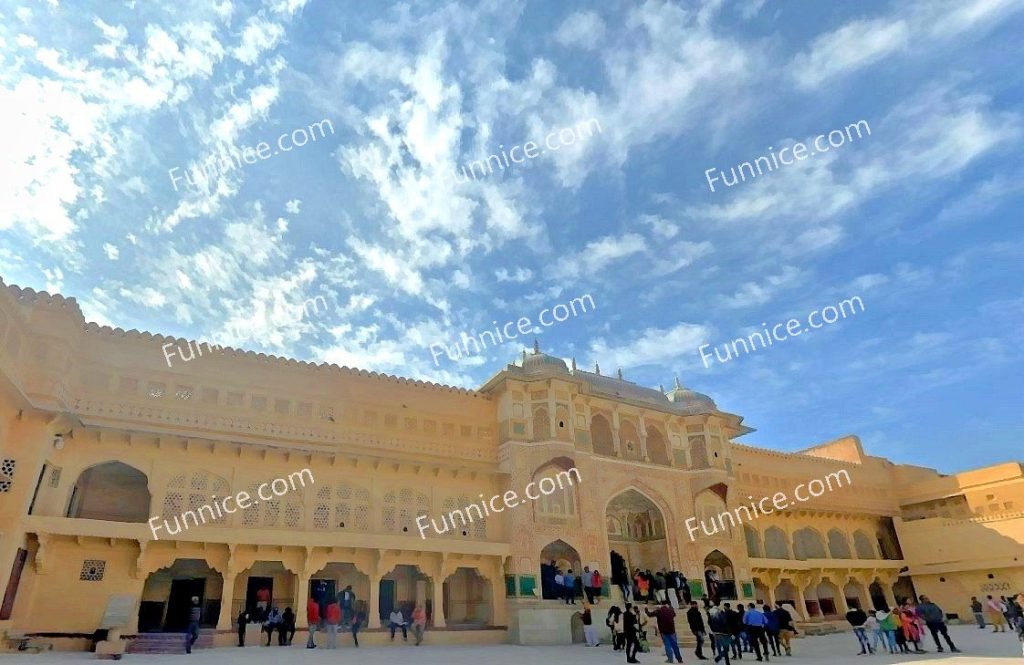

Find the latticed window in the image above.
[
  {"left": 164, "top": 471, "right": 231, "bottom": 524},
  {"left": 441, "top": 495, "right": 487, "bottom": 539},
  {"left": 240, "top": 479, "right": 303, "bottom": 529},
  {"left": 383, "top": 488, "right": 429, "bottom": 534},
  {"left": 313, "top": 482, "right": 371, "bottom": 530}
]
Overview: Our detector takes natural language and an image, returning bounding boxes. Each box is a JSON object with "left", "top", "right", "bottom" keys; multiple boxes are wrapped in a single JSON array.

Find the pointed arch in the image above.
[
  {"left": 591, "top": 413, "right": 615, "bottom": 456},
  {"left": 67, "top": 461, "right": 151, "bottom": 522},
  {"left": 645, "top": 425, "right": 671, "bottom": 466},
  {"left": 827, "top": 528, "right": 852, "bottom": 559}
]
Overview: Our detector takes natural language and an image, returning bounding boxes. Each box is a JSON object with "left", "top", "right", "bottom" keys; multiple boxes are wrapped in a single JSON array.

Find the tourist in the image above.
[
  {"left": 581, "top": 604, "right": 599, "bottom": 646},
  {"left": 688, "top": 600, "right": 709, "bottom": 661},
  {"left": 623, "top": 603, "right": 641, "bottom": 663},
  {"left": 350, "top": 606, "right": 364, "bottom": 647},
  {"left": 340, "top": 585, "right": 355, "bottom": 625},
  {"left": 680, "top": 573, "right": 692, "bottom": 605},
  {"left": 412, "top": 605, "right": 427, "bottom": 645},
  {"left": 324, "top": 600, "right": 341, "bottom": 649},
  {"left": 575, "top": 572, "right": 585, "bottom": 604},
  {"left": 613, "top": 560, "right": 631, "bottom": 602},
  {"left": 988, "top": 595, "right": 1008, "bottom": 632},
  {"left": 844, "top": 604, "right": 872, "bottom": 655},
  {"left": 723, "top": 602, "right": 743, "bottom": 659},
  {"left": 666, "top": 569, "right": 679, "bottom": 609},
  {"left": 186, "top": 596, "right": 201, "bottom": 654},
  {"left": 280, "top": 606, "right": 296, "bottom": 645},
  {"left": 608, "top": 605, "right": 625, "bottom": 650},
  {"left": 255, "top": 585, "right": 271, "bottom": 621},
  {"left": 592, "top": 569, "right": 604, "bottom": 604},
  {"left": 917, "top": 595, "right": 959, "bottom": 652},
  {"left": 865, "top": 609, "right": 884, "bottom": 653},
  {"left": 645, "top": 570, "right": 657, "bottom": 603},
  {"left": 654, "top": 570, "right": 668, "bottom": 603},
  {"left": 1007, "top": 595, "right": 1023, "bottom": 630},
  {"left": 263, "top": 606, "right": 281, "bottom": 646},
  {"left": 708, "top": 604, "right": 732, "bottom": 664},
  {"left": 564, "top": 569, "right": 578, "bottom": 604},
  {"left": 636, "top": 570, "right": 650, "bottom": 604},
  {"left": 389, "top": 608, "right": 408, "bottom": 641},
  {"left": 305, "top": 597, "right": 319, "bottom": 648},
  {"left": 583, "top": 566, "right": 595, "bottom": 604},
  {"left": 742, "top": 602, "right": 769, "bottom": 661},
  {"left": 702, "top": 594, "right": 712, "bottom": 610},
  {"left": 762, "top": 604, "right": 780, "bottom": 657},
  {"left": 706, "top": 569, "right": 721, "bottom": 603},
  {"left": 971, "top": 596, "right": 986, "bottom": 628},
  {"left": 646, "top": 600, "right": 683, "bottom": 664},
  {"left": 236, "top": 608, "right": 250, "bottom": 647},
  {"left": 773, "top": 603, "right": 795, "bottom": 657}
]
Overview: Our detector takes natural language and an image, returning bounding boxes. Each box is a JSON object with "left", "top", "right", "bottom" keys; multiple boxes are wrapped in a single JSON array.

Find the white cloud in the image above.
[
  {"left": 587, "top": 321, "right": 713, "bottom": 370},
  {"left": 791, "top": 18, "right": 909, "bottom": 90},
  {"left": 554, "top": 11, "right": 606, "bottom": 49},
  {"left": 232, "top": 16, "right": 285, "bottom": 65},
  {"left": 102, "top": 243, "right": 120, "bottom": 260},
  {"left": 722, "top": 266, "right": 805, "bottom": 309},
  {"left": 551, "top": 232, "right": 646, "bottom": 280},
  {"left": 495, "top": 267, "right": 533, "bottom": 283},
  {"left": 285, "top": 199, "right": 301, "bottom": 214}
]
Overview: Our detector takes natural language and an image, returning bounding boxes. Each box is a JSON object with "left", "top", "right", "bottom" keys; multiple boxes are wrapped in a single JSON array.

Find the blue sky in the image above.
[{"left": 1, "top": 0, "right": 1022, "bottom": 474}]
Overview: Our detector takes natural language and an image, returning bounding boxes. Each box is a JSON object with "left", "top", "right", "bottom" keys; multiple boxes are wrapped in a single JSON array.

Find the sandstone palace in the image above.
[{"left": 0, "top": 280, "right": 1021, "bottom": 651}]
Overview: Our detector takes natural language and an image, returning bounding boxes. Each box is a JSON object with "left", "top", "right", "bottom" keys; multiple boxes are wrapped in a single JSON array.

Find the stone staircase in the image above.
[{"left": 126, "top": 629, "right": 216, "bottom": 654}]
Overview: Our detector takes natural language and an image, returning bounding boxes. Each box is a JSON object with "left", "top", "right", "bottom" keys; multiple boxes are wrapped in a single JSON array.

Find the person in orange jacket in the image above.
[
  {"left": 306, "top": 598, "right": 320, "bottom": 649},
  {"left": 324, "top": 601, "right": 342, "bottom": 649}
]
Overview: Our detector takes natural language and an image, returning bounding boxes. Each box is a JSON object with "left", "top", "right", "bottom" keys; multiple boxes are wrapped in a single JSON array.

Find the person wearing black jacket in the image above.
[
  {"left": 236, "top": 608, "right": 250, "bottom": 647},
  {"left": 280, "top": 607, "right": 296, "bottom": 645},
  {"left": 772, "top": 604, "right": 795, "bottom": 656},
  {"left": 708, "top": 605, "right": 732, "bottom": 665},
  {"left": 688, "top": 600, "right": 709, "bottom": 660},
  {"left": 623, "top": 603, "right": 641, "bottom": 664},
  {"left": 724, "top": 603, "right": 744, "bottom": 659}
]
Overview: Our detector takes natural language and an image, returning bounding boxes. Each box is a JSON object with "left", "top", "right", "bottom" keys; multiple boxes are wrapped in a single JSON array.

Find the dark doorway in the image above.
[
  {"left": 165, "top": 578, "right": 205, "bottom": 631},
  {"left": 247, "top": 577, "right": 273, "bottom": 621},
  {"left": 379, "top": 579, "right": 396, "bottom": 622},
  {"left": 137, "top": 601, "right": 165, "bottom": 633},
  {"left": 310, "top": 578, "right": 336, "bottom": 615}
]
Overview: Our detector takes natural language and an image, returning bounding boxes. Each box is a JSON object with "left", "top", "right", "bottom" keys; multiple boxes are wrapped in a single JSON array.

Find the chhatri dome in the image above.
[{"left": 512, "top": 343, "right": 719, "bottom": 415}]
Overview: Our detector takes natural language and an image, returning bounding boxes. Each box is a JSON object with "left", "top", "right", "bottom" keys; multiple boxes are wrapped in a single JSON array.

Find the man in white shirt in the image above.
[{"left": 389, "top": 608, "right": 408, "bottom": 641}]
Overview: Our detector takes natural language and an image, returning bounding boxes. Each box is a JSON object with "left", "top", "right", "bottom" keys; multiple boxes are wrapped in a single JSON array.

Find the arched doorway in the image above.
[
  {"left": 703, "top": 550, "right": 736, "bottom": 601},
  {"left": 380, "top": 565, "right": 435, "bottom": 626},
  {"left": 540, "top": 540, "right": 581, "bottom": 600},
  {"left": 67, "top": 461, "right": 151, "bottom": 522},
  {"left": 606, "top": 489, "right": 670, "bottom": 578},
  {"left": 443, "top": 567, "right": 491, "bottom": 626},
  {"left": 869, "top": 580, "right": 888, "bottom": 610},
  {"left": 894, "top": 576, "right": 917, "bottom": 606},
  {"left": 138, "top": 559, "right": 223, "bottom": 632},
  {"left": 815, "top": 579, "right": 840, "bottom": 617}
]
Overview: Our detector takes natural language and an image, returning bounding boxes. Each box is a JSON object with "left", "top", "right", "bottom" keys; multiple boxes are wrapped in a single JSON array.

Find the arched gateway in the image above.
[{"left": 606, "top": 489, "right": 670, "bottom": 600}]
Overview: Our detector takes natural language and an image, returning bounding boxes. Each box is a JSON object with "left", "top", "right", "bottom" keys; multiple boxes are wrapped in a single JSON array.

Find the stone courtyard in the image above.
[{"left": 2, "top": 626, "right": 1020, "bottom": 664}]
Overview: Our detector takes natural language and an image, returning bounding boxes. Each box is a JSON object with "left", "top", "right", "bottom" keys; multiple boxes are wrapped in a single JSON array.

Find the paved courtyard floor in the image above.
[{"left": 2, "top": 626, "right": 1020, "bottom": 664}]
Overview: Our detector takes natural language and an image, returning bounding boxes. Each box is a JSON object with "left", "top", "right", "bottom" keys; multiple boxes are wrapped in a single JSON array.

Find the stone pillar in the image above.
[
  {"left": 611, "top": 410, "right": 622, "bottom": 457},
  {"left": 639, "top": 416, "right": 650, "bottom": 462},
  {"left": 367, "top": 574, "right": 381, "bottom": 629},
  {"left": 835, "top": 585, "right": 849, "bottom": 615},
  {"left": 793, "top": 583, "right": 809, "bottom": 621},
  {"left": 432, "top": 578, "right": 446, "bottom": 628},
  {"left": 217, "top": 572, "right": 238, "bottom": 629},
  {"left": 489, "top": 573, "right": 507, "bottom": 626},
  {"left": 294, "top": 570, "right": 310, "bottom": 628},
  {"left": 881, "top": 581, "right": 898, "bottom": 610}
]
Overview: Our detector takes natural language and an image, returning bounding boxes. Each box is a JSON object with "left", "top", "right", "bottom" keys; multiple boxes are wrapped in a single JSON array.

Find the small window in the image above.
[{"left": 558, "top": 420, "right": 565, "bottom": 428}]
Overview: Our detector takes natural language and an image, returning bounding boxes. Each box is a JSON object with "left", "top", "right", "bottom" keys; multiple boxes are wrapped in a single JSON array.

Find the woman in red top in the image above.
[{"left": 592, "top": 570, "right": 603, "bottom": 603}]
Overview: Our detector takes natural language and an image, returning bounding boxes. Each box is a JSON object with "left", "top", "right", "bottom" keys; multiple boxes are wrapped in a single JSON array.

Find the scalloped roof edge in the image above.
[{"left": 2, "top": 279, "right": 481, "bottom": 397}]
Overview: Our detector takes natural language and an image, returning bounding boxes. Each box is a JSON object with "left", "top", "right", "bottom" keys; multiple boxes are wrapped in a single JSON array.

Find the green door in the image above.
[{"left": 379, "top": 579, "right": 396, "bottom": 622}]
